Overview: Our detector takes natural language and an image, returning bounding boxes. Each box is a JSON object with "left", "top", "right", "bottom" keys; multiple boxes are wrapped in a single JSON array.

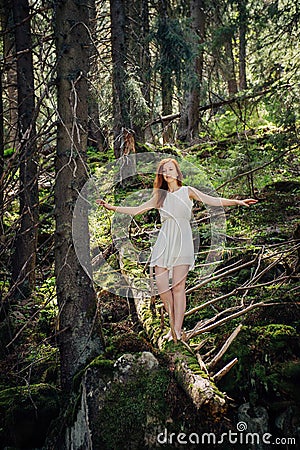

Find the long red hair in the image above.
[{"left": 153, "top": 158, "right": 183, "bottom": 208}]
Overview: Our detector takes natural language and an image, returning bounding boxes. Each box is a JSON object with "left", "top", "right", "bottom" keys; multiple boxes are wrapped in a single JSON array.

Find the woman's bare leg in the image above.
[
  {"left": 171, "top": 265, "right": 189, "bottom": 339},
  {"left": 154, "top": 266, "right": 175, "bottom": 339}
]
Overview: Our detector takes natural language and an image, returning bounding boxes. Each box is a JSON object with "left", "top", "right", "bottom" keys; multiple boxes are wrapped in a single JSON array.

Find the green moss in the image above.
[
  {"left": 88, "top": 356, "right": 115, "bottom": 371},
  {"left": 72, "top": 355, "right": 115, "bottom": 392},
  {"left": 95, "top": 366, "right": 171, "bottom": 449},
  {"left": 105, "top": 332, "right": 152, "bottom": 360},
  {"left": 219, "top": 323, "right": 299, "bottom": 403}
]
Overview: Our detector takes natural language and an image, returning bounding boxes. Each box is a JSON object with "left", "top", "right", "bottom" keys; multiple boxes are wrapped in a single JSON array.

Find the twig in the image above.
[
  {"left": 191, "top": 337, "right": 210, "bottom": 351},
  {"left": 215, "top": 146, "right": 295, "bottom": 191},
  {"left": 186, "top": 302, "right": 299, "bottom": 339},
  {"left": 212, "top": 358, "right": 238, "bottom": 382},
  {"left": 208, "top": 324, "right": 242, "bottom": 369},
  {"left": 186, "top": 256, "right": 258, "bottom": 295},
  {"left": 241, "top": 247, "right": 265, "bottom": 305},
  {"left": 196, "top": 353, "right": 209, "bottom": 374}
]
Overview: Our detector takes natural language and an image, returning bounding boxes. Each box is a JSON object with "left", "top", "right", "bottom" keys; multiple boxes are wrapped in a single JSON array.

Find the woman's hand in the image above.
[
  {"left": 96, "top": 198, "right": 116, "bottom": 211},
  {"left": 236, "top": 198, "right": 258, "bottom": 207}
]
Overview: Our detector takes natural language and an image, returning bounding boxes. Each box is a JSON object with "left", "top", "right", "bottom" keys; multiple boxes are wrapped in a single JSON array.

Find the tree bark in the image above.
[
  {"left": 110, "top": 0, "right": 131, "bottom": 158},
  {"left": 125, "top": 0, "right": 151, "bottom": 142},
  {"left": 54, "top": 0, "right": 104, "bottom": 393},
  {"left": 87, "top": 0, "right": 108, "bottom": 154},
  {"left": 224, "top": 39, "right": 238, "bottom": 95},
  {"left": 158, "top": 0, "right": 174, "bottom": 143},
  {"left": 161, "top": 72, "right": 173, "bottom": 143},
  {"left": 238, "top": 0, "right": 247, "bottom": 90},
  {"left": 11, "top": 0, "right": 39, "bottom": 297},
  {"left": 139, "top": 0, "right": 150, "bottom": 107},
  {"left": 212, "top": 4, "right": 238, "bottom": 96},
  {"left": 178, "top": 0, "right": 205, "bottom": 142},
  {"left": 1, "top": 0, "right": 18, "bottom": 148},
  {"left": 0, "top": 69, "right": 3, "bottom": 234}
]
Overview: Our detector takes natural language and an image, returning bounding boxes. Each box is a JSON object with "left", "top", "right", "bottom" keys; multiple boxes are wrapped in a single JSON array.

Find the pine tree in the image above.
[
  {"left": 11, "top": 0, "right": 39, "bottom": 297},
  {"left": 54, "top": 0, "right": 103, "bottom": 392}
]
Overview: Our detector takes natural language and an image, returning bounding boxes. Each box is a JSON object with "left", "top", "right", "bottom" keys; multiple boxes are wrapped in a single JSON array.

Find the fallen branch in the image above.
[
  {"left": 186, "top": 255, "right": 258, "bottom": 296},
  {"left": 186, "top": 302, "right": 299, "bottom": 340},
  {"left": 208, "top": 324, "right": 242, "bottom": 370},
  {"left": 196, "top": 352, "right": 209, "bottom": 375},
  {"left": 212, "top": 358, "right": 238, "bottom": 382},
  {"left": 174, "top": 351, "right": 226, "bottom": 413},
  {"left": 186, "top": 250, "right": 288, "bottom": 317},
  {"left": 187, "top": 273, "right": 289, "bottom": 319},
  {"left": 145, "top": 85, "right": 283, "bottom": 128},
  {"left": 215, "top": 146, "right": 296, "bottom": 191}
]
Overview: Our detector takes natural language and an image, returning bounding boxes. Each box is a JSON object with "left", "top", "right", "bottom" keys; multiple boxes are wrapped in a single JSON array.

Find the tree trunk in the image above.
[
  {"left": 87, "top": 0, "right": 108, "bottom": 154},
  {"left": 157, "top": 0, "right": 174, "bottom": 143},
  {"left": 161, "top": 72, "right": 173, "bottom": 143},
  {"left": 0, "top": 69, "right": 3, "bottom": 234},
  {"left": 238, "top": 0, "right": 247, "bottom": 90},
  {"left": 125, "top": 0, "right": 150, "bottom": 143},
  {"left": 110, "top": 0, "right": 131, "bottom": 158},
  {"left": 178, "top": 0, "right": 205, "bottom": 142},
  {"left": 1, "top": 0, "right": 18, "bottom": 148},
  {"left": 54, "top": 0, "right": 104, "bottom": 393},
  {"left": 224, "top": 39, "right": 238, "bottom": 95},
  {"left": 212, "top": 3, "right": 238, "bottom": 97},
  {"left": 139, "top": 0, "right": 150, "bottom": 107},
  {"left": 11, "top": 0, "right": 39, "bottom": 297}
]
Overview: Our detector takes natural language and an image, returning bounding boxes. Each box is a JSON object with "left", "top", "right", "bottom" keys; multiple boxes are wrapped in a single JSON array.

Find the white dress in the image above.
[{"left": 149, "top": 186, "right": 195, "bottom": 271}]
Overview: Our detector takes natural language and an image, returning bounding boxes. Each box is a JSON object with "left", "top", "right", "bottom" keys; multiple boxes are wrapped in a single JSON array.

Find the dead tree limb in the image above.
[
  {"left": 145, "top": 84, "right": 288, "bottom": 128},
  {"left": 196, "top": 352, "right": 209, "bottom": 375},
  {"left": 186, "top": 302, "right": 299, "bottom": 340},
  {"left": 215, "top": 146, "right": 295, "bottom": 191},
  {"left": 207, "top": 324, "right": 242, "bottom": 370},
  {"left": 186, "top": 256, "right": 258, "bottom": 296},
  {"left": 212, "top": 358, "right": 238, "bottom": 382},
  {"left": 174, "top": 351, "right": 226, "bottom": 414}
]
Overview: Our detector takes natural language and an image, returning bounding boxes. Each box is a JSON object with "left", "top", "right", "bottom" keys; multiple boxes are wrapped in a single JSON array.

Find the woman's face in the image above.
[{"left": 162, "top": 161, "right": 178, "bottom": 183}]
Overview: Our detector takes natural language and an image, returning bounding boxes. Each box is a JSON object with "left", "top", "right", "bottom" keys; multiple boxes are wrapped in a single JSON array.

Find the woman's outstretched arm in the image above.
[
  {"left": 188, "top": 187, "right": 258, "bottom": 207},
  {"left": 96, "top": 195, "right": 157, "bottom": 215}
]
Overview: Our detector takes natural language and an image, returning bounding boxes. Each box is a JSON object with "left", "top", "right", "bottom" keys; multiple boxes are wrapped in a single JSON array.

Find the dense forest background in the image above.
[{"left": 0, "top": 0, "right": 299, "bottom": 449}]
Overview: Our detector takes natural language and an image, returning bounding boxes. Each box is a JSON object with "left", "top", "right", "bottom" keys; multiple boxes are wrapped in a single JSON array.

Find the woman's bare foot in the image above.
[
  {"left": 163, "top": 329, "right": 182, "bottom": 342},
  {"left": 175, "top": 330, "right": 182, "bottom": 341}
]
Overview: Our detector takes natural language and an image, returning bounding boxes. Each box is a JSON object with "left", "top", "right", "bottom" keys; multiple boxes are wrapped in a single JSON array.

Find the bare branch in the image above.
[
  {"left": 212, "top": 358, "right": 238, "bottom": 382},
  {"left": 208, "top": 324, "right": 242, "bottom": 370}
]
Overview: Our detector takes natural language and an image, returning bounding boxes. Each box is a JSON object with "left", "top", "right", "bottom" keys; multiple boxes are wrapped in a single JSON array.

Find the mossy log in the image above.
[
  {"left": 135, "top": 295, "right": 227, "bottom": 417},
  {"left": 171, "top": 350, "right": 227, "bottom": 415}
]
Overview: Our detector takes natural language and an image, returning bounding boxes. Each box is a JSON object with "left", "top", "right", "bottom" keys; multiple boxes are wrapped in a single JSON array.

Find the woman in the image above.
[{"left": 96, "top": 158, "right": 257, "bottom": 341}]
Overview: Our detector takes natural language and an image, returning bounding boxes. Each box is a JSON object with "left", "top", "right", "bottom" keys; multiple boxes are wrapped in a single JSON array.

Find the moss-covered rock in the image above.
[
  {"left": 94, "top": 354, "right": 171, "bottom": 449},
  {"left": 52, "top": 352, "right": 172, "bottom": 450}
]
